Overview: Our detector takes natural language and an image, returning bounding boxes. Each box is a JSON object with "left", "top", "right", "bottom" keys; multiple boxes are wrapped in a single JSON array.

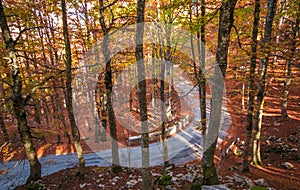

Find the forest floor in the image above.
[{"left": 1, "top": 62, "right": 300, "bottom": 190}]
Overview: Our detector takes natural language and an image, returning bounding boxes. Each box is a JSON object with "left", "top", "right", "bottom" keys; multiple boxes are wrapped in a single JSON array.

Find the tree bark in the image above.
[
  {"left": 281, "top": 3, "right": 299, "bottom": 118},
  {"left": 252, "top": 0, "right": 277, "bottom": 166},
  {"left": 199, "top": 0, "right": 207, "bottom": 140},
  {"left": 98, "top": 0, "right": 121, "bottom": 172},
  {"left": 136, "top": 0, "right": 151, "bottom": 189},
  {"left": 0, "top": 0, "right": 41, "bottom": 184},
  {"left": 242, "top": 0, "right": 261, "bottom": 172},
  {"left": 61, "top": 0, "right": 85, "bottom": 175},
  {"left": 202, "top": 0, "right": 237, "bottom": 185},
  {"left": 0, "top": 112, "right": 9, "bottom": 142},
  {"left": 158, "top": 31, "right": 169, "bottom": 167}
]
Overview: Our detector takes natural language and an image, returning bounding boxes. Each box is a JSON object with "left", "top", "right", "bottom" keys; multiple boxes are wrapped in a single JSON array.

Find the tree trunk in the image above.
[
  {"left": 136, "top": 0, "right": 151, "bottom": 189},
  {"left": 34, "top": 103, "right": 41, "bottom": 124},
  {"left": 158, "top": 31, "right": 168, "bottom": 167},
  {"left": 98, "top": 0, "right": 121, "bottom": 172},
  {"left": 199, "top": 0, "right": 207, "bottom": 140},
  {"left": 0, "top": 1, "right": 41, "bottom": 184},
  {"left": 61, "top": 0, "right": 85, "bottom": 175},
  {"left": 0, "top": 113, "right": 9, "bottom": 142},
  {"left": 202, "top": 0, "right": 237, "bottom": 185},
  {"left": 242, "top": 0, "right": 261, "bottom": 172},
  {"left": 252, "top": 0, "right": 278, "bottom": 166},
  {"left": 281, "top": 5, "right": 299, "bottom": 118},
  {"left": 3, "top": 9, "right": 41, "bottom": 185},
  {"left": 165, "top": 24, "right": 172, "bottom": 122}
]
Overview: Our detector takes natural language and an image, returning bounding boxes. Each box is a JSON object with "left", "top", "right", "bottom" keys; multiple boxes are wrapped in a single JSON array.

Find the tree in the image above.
[
  {"left": 0, "top": 0, "right": 41, "bottom": 184},
  {"left": 199, "top": 0, "right": 207, "bottom": 141},
  {"left": 281, "top": 1, "right": 299, "bottom": 118},
  {"left": 61, "top": 0, "right": 85, "bottom": 175},
  {"left": 202, "top": 0, "right": 238, "bottom": 185},
  {"left": 98, "top": 0, "right": 121, "bottom": 172},
  {"left": 136, "top": 0, "right": 151, "bottom": 189},
  {"left": 242, "top": 0, "right": 261, "bottom": 172},
  {"left": 252, "top": 0, "right": 278, "bottom": 166},
  {"left": 0, "top": 110, "right": 9, "bottom": 142}
]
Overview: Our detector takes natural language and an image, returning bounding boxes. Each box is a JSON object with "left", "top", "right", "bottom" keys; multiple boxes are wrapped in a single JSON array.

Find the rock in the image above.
[
  {"left": 112, "top": 176, "right": 120, "bottom": 183},
  {"left": 98, "top": 184, "right": 105, "bottom": 189},
  {"left": 138, "top": 177, "right": 143, "bottom": 182},
  {"left": 274, "top": 122, "right": 280, "bottom": 127},
  {"left": 182, "top": 173, "right": 194, "bottom": 182},
  {"left": 79, "top": 183, "right": 86, "bottom": 188},
  {"left": 229, "top": 166, "right": 238, "bottom": 171},
  {"left": 288, "top": 135, "right": 297, "bottom": 142},
  {"left": 166, "top": 166, "right": 173, "bottom": 171},
  {"left": 126, "top": 179, "right": 138, "bottom": 188},
  {"left": 151, "top": 172, "right": 161, "bottom": 177},
  {"left": 254, "top": 178, "right": 268, "bottom": 187},
  {"left": 233, "top": 173, "right": 254, "bottom": 187},
  {"left": 167, "top": 172, "right": 173, "bottom": 177},
  {"left": 171, "top": 177, "right": 178, "bottom": 182},
  {"left": 98, "top": 174, "right": 103, "bottom": 178},
  {"left": 224, "top": 176, "right": 233, "bottom": 183},
  {"left": 224, "top": 183, "right": 233, "bottom": 188},
  {"left": 282, "top": 162, "right": 294, "bottom": 170},
  {"left": 233, "top": 173, "right": 244, "bottom": 183},
  {"left": 202, "top": 185, "right": 230, "bottom": 190},
  {"left": 176, "top": 173, "right": 183, "bottom": 178}
]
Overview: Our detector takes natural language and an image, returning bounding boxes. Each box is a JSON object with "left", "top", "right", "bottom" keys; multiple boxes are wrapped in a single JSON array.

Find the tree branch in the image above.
[
  {"left": 232, "top": 24, "right": 250, "bottom": 56},
  {"left": 24, "top": 70, "right": 65, "bottom": 103},
  {"left": 104, "top": 0, "right": 118, "bottom": 10},
  {"left": 14, "top": 26, "right": 49, "bottom": 44}
]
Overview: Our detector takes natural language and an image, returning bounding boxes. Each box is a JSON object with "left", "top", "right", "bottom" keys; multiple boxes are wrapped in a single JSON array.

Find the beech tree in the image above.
[
  {"left": 202, "top": 0, "right": 238, "bottom": 185},
  {"left": 98, "top": 0, "right": 121, "bottom": 172},
  {"left": 281, "top": 1, "right": 299, "bottom": 118},
  {"left": 136, "top": 0, "right": 151, "bottom": 189},
  {"left": 242, "top": 0, "right": 261, "bottom": 172},
  {"left": 0, "top": 0, "right": 41, "bottom": 184},
  {"left": 61, "top": 0, "right": 85, "bottom": 175},
  {"left": 252, "top": 0, "right": 278, "bottom": 166}
]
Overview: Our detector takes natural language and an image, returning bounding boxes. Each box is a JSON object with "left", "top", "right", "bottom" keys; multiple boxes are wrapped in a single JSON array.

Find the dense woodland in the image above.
[{"left": 0, "top": 0, "right": 299, "bottom": 189}]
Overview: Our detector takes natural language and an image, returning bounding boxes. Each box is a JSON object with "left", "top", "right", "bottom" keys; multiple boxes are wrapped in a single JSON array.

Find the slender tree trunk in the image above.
[
  {"left": 136, "top": 0, "right": 151, "bottom": 189},
  {"left": 252, "top": 0, "right": 278, "bottom": 166},
  {"left": 199, "top": 0, "right": 207, "bottom": 139},
  {"left": 281, "top": 6, "right": 299, "bottom": 118},
  {"left": 61, "top": 0, "right": 85, "bottom": 175},
  {"left": 98, "top": 0, "right": 121, "bottom": 172},
  {"left": 202, "top": 0, "right": 237, "bottom": 185},
  {"left": 0, "top": 1, "right": 41, "bottom": 184},
  {"left": 34, "top": 103, "right": 41, "bottom": 124},
  {"left": 158, "top": 31, "right": 169, "bottom": 167},
  {"left": 165, "top": 24, "right": 172, "bottom": 121},
  {"left": 0, "top": 113, "right": 9, "bottom": 142},
  {"left": 151, "top": 40, "right": 157, "bottom": 109},
  {"left": 242, "top": 0, "right": 261, "bottom": 172}
]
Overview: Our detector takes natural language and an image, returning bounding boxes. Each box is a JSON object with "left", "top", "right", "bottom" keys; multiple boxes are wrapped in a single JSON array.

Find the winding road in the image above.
[{"left": 0, "top": 69, "right": 232, "bottom": 190}]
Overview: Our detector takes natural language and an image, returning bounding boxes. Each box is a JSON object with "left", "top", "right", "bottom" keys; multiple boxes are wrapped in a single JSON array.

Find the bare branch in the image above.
[
  {"left": 233, "top": 24, "right": 250, "bottom": 56},
  {"left": 104, "top": 0, "right": 118, "bottom": 9},
  {"left": 14, "top": 26, "right": 49, "bottom": 44},
  {"left": 24, "top": 70, "right": 65, "bottom": 103}
]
